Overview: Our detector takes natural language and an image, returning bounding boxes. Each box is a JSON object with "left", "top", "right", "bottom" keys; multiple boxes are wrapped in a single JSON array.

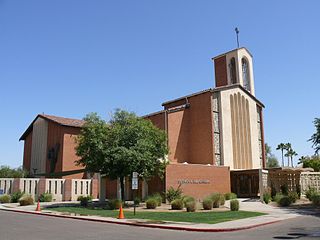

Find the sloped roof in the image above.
[{"left": 19, "top": 114, "right": 85, "bottom": 141}]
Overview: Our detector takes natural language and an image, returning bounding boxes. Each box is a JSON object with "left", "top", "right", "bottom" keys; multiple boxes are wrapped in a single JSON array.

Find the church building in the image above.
[{"left": 20, "top": 47, "right": 265, "bottom": 200}]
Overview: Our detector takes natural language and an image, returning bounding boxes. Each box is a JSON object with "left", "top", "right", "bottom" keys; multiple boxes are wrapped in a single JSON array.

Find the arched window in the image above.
[
  {"left": 229, "top": 57, "right": 237, "bottom": 84},
  {"left": 242, "top": 58, "right": 251, "bottom": 92}
]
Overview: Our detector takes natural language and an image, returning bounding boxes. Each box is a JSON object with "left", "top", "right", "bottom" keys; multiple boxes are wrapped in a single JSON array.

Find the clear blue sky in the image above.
[{"left": 1, "top": 1, "right": 319, "bottom": 168}]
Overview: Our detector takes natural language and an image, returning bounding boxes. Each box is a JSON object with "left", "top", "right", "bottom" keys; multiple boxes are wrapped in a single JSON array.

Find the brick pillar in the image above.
[
  {"left": 38, "top": 178, "right": 46, "bottom": 197},
  {"left": 63, "top": 179, "right": 72, "bottom": 201},
  {"left": 91, "top": 179, "right": 99, "bottom": 199},
  {"left": 12, "top": 178, "right": 21, "bottom": 193}
]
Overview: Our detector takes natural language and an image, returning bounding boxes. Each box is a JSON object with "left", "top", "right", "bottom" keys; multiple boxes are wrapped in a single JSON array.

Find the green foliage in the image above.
[
  {"left": 182, "top": 196, "right": 195, "bottom": 208},
  {"left": 77, "top": 195, "right": 93, "bottom": 207},
  {"left": 296, "top": 184, "right": 301, "bottom": 198},
  {"left": 0, "top": 165, "right": 28, "bottom": 178},
  {"left": 299, "top": 155, "right": 320, "bottom": 172},
  {"left": 311, "top": 193, "right": 320, "bottom": 206},
  {"left": 10, "top": 190, "right": 24, "bottom": 203},
  {"left": 270, "top": 183, "right": 277, "bottom": 199},
  {"left": 263, "top": 192, "right": 271, "bottom": 204},
  {"left": 148, "top": 193, "right": 162, "bottom": 206},
  {"left": 75, "top": 110, "right": 169, "bottom": 200},
  {"left": 288, "top": 192, "right": 299, "bottom": 203},
  {"left": 309, "top": 118, "right": 320, "bottom": 155},
  {"left": 19, "top": 195, "right": 34, "bottom": 206},
  {"left": 305, "top": 187, "right": 317, "bottom": 201},
  {"left": 146, "top": 198, "right": 157, "bottom": 209},
  {"left": 224, "top": 192, "right": 237, "bottom": 200},
  {"left": 265, "top": 143, "right": 280, "bottom": 168},
  {"left": 276, "top": 143, "right": 287, "bottom": 167},
  {"left": 39, "top": 193, "right": 53, "bottom": 202},
  {"left": 230, "top": 199, "right": 239, "bottom": 211},
  {"left": 185, "top": 201, "right": 196, "bottom": 212},
  {"left": 202, "top": 198, "right": 213, "bottom": 210},
  {"left": 107, "top": 199, "right": 122, "bottom": 210},
  {"left": 280, "top": 184, "right": 289, "bottom": 195},
  {"left": 278, "top": 196, "right": 292, "bottom": 207},
  {"left": 166, "top": 186, "right": 183, "bottom": 203},
  {"left": 273, "top": 193, "right": 283, "bottom": 203},
  {"left": 133, "top": 197, "right": 141, "bottom": 206},
  {"left": 171, "top": 199, "right": 184, "bottom": 210},
  {"left": 208, "top": 193, "right": 223, "bottom": 208},
  {"left": 0, "top": 194, "right": 11, "bottom": 203}
]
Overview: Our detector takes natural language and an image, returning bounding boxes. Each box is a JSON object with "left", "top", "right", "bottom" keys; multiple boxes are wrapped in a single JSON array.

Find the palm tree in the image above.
[
  {"left": 285, "top": 147, "right": 298, "bottom": 168},
  {"left": 276, "top": 143, "right": 286, "bottom": 167},
  {"left": 284, "top": 143, "right": 292, "bottom": 166}
]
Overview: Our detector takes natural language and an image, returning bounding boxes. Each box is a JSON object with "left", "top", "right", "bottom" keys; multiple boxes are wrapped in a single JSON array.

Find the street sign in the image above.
[{"left": 132, "top": 172, "right": 138, "bottom": 190}]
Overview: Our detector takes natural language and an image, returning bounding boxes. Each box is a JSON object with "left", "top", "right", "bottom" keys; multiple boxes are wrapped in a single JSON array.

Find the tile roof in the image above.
[{"left": 19, "top": 114, "right": 85, "bottom": 141}]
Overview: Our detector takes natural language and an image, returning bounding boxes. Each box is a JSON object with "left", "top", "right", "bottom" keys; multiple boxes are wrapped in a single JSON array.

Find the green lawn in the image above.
[{"left": 50, "top": 207, "right": 266, "bottom": 224}]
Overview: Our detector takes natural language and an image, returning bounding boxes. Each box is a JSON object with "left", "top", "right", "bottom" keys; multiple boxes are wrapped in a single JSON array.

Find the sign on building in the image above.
[{"left": 132, "top": 172, "right": 138, "bottom": 190}]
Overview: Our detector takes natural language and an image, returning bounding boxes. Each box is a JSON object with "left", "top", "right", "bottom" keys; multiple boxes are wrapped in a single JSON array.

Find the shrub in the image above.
[
  {"left": 209, "top": 193, "right": 223, "bottom": 208},
  {"left": 146, "top": 198, "right": 157, "bottom": 209},
  {"left": 202, "top": 198, "right": 213, "bottom": 210},
  {"left": 166, "top": 186, "right": 183, "bottom": 203},
  {"left": 0, "top": 194, "right": 11, "bottom": 203},
  {"left": 10, "top": 190, "right": 24, "bottom": 203},
  {"left": 280, "top": 184, "right": 289, "bottom": 195},
  {"left": 306, "top": 187, "right": 317, "bottom": 201},
  {"left": 219, "top": 194, "right": 226, "bottom": 206},
  {"left": 278, "top": 196, "right": 292, "bottom": 207},
  {"left": 182, "top": 196, "right": 195, "bottom": 208},
  {"left": 270, "top": 183, "right": 277, "bottom": 199},
  {"left": 224, "top": 192, "right": 237, "bottom": 200},
  {"left": 39, "top": 193, "right": 53, "bottom": 202},
  {"left": 263, "top": 192, "right": 271, "bottom": 204},
  {"left": 148, "top": 193, "right": 162, "bottom": 206},
  {"left": 134, "top": 197, "right": 141, "bottom": 206},
  {"left": 311, "top": 193, "right": 320, "bottom": 206},
  {"left": 107, "top": 199, "right": 122, "bottom": 210},
  {"left": 19, "top": 195, "right": 34, "bottom": 206},
  {"left": 273, "top": 193, "right": 283, "bottom": 203},
  {"left": 171, "top": 199, "right": 184, "bottom": 210},
  {"left": 77, "top": 195, "right": 93, "bottom": 207},
  {"left": 186, "top": 201, "right": 196, "bottom": 212},
  {"left": 296, "top": 184, "right": 301, "bottom": 198},
  {"left": 288, "top": 192, "right": 299, "bottom": 204},
  {"left": 230, "top": 199, "right": 239, "bottom": 211}
]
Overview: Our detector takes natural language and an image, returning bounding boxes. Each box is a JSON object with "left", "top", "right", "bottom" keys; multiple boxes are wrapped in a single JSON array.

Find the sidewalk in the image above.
[{"left": 0, "top": 199, "right": 301, "bottom": 232}]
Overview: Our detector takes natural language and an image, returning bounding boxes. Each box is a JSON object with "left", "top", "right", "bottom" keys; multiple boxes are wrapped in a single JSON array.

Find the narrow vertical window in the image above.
[
  {"left": 213, "top": 93, "right": 222, "bottom": 166},
  {"left": 242, "top": 58, "right": 251, "bottom": 92},
  {"left": 229, "top": 57, "right": 237, "bottom": 84}
]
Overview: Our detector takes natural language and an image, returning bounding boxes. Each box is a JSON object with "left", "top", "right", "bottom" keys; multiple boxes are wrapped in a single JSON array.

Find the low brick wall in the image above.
[{"left": 166, "top": 164, "right": 231, "bottom": 201}]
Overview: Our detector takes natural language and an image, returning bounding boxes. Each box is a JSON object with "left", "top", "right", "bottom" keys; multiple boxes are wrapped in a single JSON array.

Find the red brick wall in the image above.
[
  {"left": 166, "top": 164, "right": 230, "bottom": 200},
  {"left": 23, "top": 133, "right": 32, "bottom": 172},
  {"left": 145, "top": 112, "right": 165, "bottom": 130},
  {"left": 106, "top": 178, "right": 118, "bottom": 199},
  {"left": 214, "top": 55, "right": 228, "bottom": 87},
  {"left": 166, "top": 92, "right": 214, "bottom": 165},
  {"left": 61, "top": 126, "right": 84, "bottom": 179}
]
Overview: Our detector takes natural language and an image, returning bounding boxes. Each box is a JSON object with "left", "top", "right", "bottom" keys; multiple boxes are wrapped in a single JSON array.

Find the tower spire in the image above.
[{"left": 235, "top": 27, "right": 240, "bottom": 48}]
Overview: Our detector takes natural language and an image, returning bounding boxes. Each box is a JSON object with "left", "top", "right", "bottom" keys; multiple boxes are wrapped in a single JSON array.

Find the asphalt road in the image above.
[{"left": 1, "top": 210, "right": 320, "bottom": 240}]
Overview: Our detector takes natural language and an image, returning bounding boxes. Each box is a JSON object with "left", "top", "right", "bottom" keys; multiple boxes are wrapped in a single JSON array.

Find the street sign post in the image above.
[{"left": 132, "top": 172, "right": 139, "bottom": 215}]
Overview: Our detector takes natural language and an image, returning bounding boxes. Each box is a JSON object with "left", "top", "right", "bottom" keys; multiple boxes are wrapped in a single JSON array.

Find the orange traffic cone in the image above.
[
  {"left": 35, "top": 200, "right": 41, "bottom": 212},
  {"left": 118, "top": 204, "right": 125, "bottom": 219}
]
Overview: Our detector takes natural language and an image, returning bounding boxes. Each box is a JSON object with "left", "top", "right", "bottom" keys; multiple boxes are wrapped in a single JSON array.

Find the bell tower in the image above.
[{"left": 212, "top": 47, "right": 255, "bottom": 96}]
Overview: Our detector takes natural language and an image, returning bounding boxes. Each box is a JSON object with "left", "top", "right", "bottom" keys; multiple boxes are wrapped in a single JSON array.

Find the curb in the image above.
[{"left": 0, "top": 207, "right": 281, "bottom": 232}]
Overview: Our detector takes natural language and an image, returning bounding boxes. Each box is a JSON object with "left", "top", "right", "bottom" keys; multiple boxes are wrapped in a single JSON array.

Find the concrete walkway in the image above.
[{"left": 0, "top": 199, "right": 302, "bottom": 232}]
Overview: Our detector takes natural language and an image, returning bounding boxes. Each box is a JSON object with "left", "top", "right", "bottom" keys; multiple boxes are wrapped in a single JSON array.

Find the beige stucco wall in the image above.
[
  {"left": 225, "top": 48, "right": 255, "bottom": 96},
  {"left": 30, "top": 117, "right": 48, "bottom": 174},
  {"left": 219, "top": 87, "right": 261, "bottom": 170}
]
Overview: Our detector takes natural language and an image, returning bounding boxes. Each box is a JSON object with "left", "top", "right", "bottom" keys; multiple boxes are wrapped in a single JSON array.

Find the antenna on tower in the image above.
[{"left": 235, "top": 27, "right": 240, "bottom": 48}]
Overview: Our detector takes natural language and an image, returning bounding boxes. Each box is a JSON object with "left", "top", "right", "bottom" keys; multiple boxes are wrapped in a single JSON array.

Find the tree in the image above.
[
  {"left": 0, "top": 166, "right": 28, "bottom": 178},
  {"left": 284, "top": 147, "right": 298, "bottom": 168},
  {"left": 265, "top": 143, "right": 279, "bottom": 168},
  {"left": 75, "top": 110, "right": 169, "bottom": 201},
  {"left": 276, "top": 143, "right": 287, "bottom": 167},
  {"left": 284, "top": 143, "right": 292, "bottom": 166},
  {"left": 309, "top": 118, "right": 320, "bottom": 155},
  {"left": 298, "top": 155, "right": 320, "bottom": 171}
]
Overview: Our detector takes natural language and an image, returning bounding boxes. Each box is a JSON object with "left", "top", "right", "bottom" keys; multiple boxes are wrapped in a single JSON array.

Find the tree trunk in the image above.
[
  {"left": 287, "top": 156, "right": 290, "bottom": 167},
  {"left": 120, "top": 176, "right": 125, "bottom": 201},
  {"left": 281, "top": 150, "right": 284, "bottom": 167}
]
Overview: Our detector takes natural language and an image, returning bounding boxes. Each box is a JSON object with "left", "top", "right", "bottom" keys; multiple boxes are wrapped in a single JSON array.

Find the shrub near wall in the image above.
[
  {"left": 10, "top": 190, "right": 24, "bottom": 203},
  {"left": 171, "top": 199, "right": 184, "bottom": 210},
  {"left": 146, "top": 198, "right": 157, "bottom": 209},
  {"left": 230, "top": 199, "right": 239, "bottom": 211},
  {"left": 312, "top": 194, "right": 320, "bottom": 206},
  {"left": 202, "top": 198, "right": 213, "bottom": 210},
  {"left": 19, "top": 195, "right": 34, "bottom": 206},
  {"left": 39, "top": 193, "right": 53, "bottom": 202},
  {"left": 0, "top": 194, "right": 11, "bottom": 203}
]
